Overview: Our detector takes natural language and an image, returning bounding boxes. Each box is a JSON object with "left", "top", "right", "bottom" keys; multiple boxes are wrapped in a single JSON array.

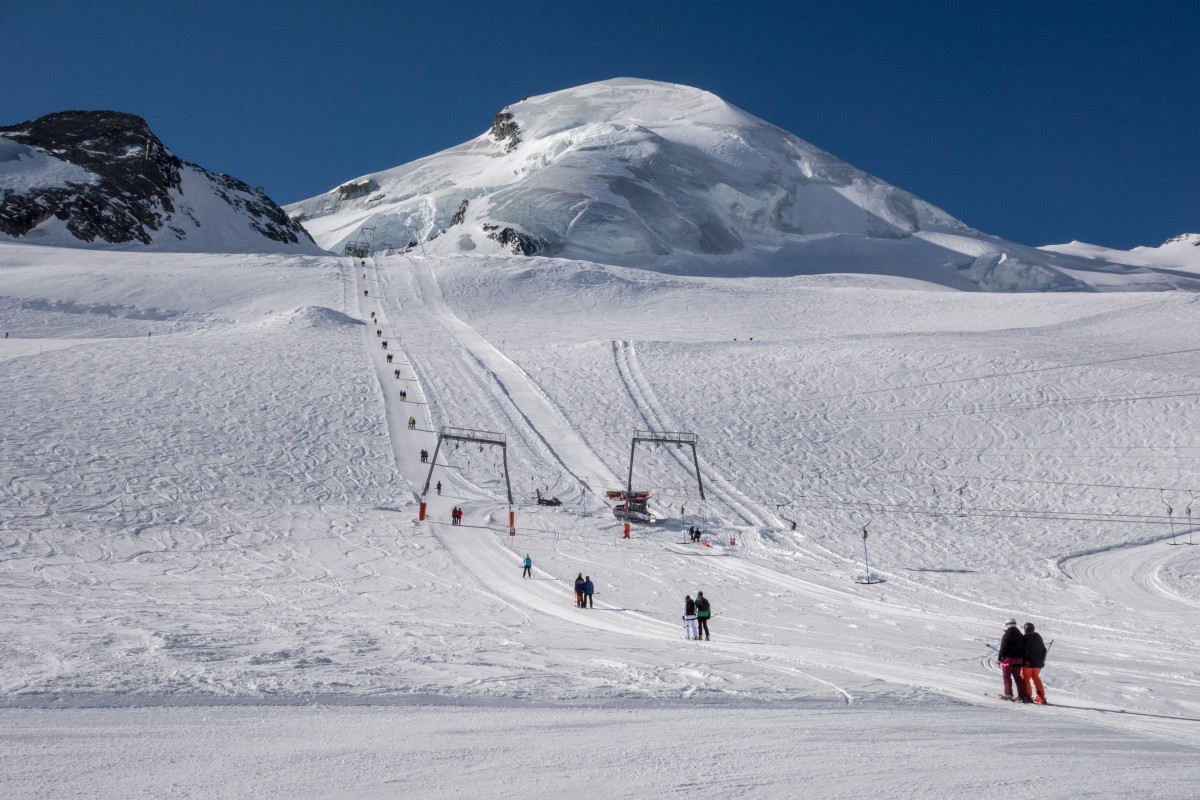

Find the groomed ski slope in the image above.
[{"left": 1, "top": 243, "right": 1199, "bottom": 798}]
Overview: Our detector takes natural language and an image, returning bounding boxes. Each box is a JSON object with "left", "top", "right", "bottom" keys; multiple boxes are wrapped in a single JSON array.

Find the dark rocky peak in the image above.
[
  {"left": 0, "top": 110, "right": 314, "bottom": 250},
  {"left": 0, "top": 110, "right": 182, "bottom": 193}
]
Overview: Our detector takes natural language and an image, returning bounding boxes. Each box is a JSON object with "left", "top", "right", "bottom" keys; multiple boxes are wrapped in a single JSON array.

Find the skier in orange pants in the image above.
[{"left": 1020, "top": 622, "right": 1049, "bottom": 704}]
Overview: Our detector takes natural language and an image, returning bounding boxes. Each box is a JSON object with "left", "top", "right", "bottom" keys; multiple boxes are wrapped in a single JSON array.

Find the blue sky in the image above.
[{"left": 7, "top": 1, "right": 1196, "bottom": 249}]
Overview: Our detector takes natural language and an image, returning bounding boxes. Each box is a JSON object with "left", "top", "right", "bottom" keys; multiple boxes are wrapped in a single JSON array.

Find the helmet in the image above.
[
  {"left": 1005, "top": 619, "right": 1017, "bottom": 627},
  {"left": 1024, "top": 622, "right": 1036, "bottom": 632}
]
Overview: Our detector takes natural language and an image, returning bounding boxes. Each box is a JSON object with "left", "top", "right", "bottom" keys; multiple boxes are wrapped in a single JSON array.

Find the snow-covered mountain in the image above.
[
  {"left": 0, "top": 111, "right": 320, "bottom": 254},
  {"left": 287, "top": 78, "right": 1198, "bottom": 291}
]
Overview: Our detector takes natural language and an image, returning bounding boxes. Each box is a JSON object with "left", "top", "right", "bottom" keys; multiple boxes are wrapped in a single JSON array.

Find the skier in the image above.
[
  {"left": 394, "top": 369, "right": 401, "bottom": 379},
  {"left": 574, "top": 573, "right": 585, "bottom": 608},
  {"left": 522, "top": 554, "right": 532, "bottom": 578},
  {"left": 695, "top": 591, "right": 711, "bottom": 640},
  {"left": 683, "top": 594, "right": 699, "bottom": 640},
  {"left": 420, "top": 449, "right": 427, "bottom": 463},
  {"left": 376, "top": 329, "right": 381, "bottom": 337},
  {"left": 997, "top": 618, "right": 1030, "bottom": 702},
  {"left": 407, "top": 417, "right": 416, "bottom": 429},
  {"left": 582, "top": 575, "right": 594, "bottom": 608},
  {"left": 386, "top": 353, "right": 393, "bottom": 364},
  {"left": 436, "top": 481, "right": 442, "bottom": 496},
  {"left": 1021, "top": 622, "right": 1049, "bottom": 704},
  {"left": 382, "top": 341, "right": 387, "bottom": 350},
  {"left": 687, "top": 525, "right": 695, "bottom": 542}
]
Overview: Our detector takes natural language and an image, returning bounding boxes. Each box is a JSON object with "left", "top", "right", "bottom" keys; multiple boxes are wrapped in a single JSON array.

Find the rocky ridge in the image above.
[{"left": 0, "top": 111, "right": 314, "bottom": 251}]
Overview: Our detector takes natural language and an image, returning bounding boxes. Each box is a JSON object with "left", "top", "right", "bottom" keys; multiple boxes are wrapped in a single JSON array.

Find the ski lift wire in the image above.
[{"left": 794, "top": 345, "right": 1200, "bottom": 405}]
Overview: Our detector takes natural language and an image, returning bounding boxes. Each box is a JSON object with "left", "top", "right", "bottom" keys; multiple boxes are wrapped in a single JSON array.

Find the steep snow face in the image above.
[
  {"left": 287, "top": 79, "right": 1195, "bottom": 291},
  {"left": 0, "top": 111, "right": 322, "bottom": 254}
]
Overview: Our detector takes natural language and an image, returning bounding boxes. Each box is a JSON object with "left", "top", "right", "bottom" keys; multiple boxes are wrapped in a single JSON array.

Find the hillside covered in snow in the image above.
[
  {"left": 287, "top": 79, "right": 1199, "bottom": 292},
  {"left": 2, "top": 235, "right": 1199, "bottom": 796}
]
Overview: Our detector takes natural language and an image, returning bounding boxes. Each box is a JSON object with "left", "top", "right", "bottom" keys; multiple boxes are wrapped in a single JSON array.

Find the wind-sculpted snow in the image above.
[
  {"left": 262, "top": 306, "right": 363, "bottom": 330},
  {"left": 2, "top": 244, "right": 1200, "bottom": 796}
]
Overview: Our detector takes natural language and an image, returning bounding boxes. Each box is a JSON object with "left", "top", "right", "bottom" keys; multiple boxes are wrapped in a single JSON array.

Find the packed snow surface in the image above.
[{"left": 2, "top": 241, "right": 1199, "bottom": 798}]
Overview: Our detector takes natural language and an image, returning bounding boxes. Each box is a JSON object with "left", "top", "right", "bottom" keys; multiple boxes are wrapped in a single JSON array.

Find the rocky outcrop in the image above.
[
  {"left": 1163, "top": 233, "right": 1200, "bottom": 247},
  {"left": 336, "top": 179, "right": 377, "bottom": 199},
  {"left": 483, "top": 223, "right": 542, "bottom": 255},
  {"left": 491, "top": 111, "right": 521, "bottom": 152},
  {"left": 0, "top": 110, "right": 313, "bottom": 248},
  {"left": 450, "top": 198, "right": 470, "bottom": 227}
]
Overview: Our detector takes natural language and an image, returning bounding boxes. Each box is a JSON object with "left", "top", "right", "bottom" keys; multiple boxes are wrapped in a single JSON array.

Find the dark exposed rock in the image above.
[
  {"left": 449, "top": 198, "right": 470, "bottom": 227},
  {"left": 0, "top": 110, "right": 313, "bottom": 248},
  {"left": 491, "top": 111, "right": 521, "bottom": 153},
  {"left": 485, "top": 225, "right": 542, "bottom": 256},
  {"left": 336, "top": 179, "right": 377, "bottom": 199}
]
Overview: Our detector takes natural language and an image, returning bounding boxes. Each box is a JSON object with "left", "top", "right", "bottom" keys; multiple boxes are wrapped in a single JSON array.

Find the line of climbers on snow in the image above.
[{"left": 364, "top": 259, "right": 471, "bottom": 538}]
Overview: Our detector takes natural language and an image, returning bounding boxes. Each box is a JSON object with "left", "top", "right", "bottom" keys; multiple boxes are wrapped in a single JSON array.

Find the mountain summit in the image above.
[
  {"left": 288, "top": 78, "right": 1194, "bottom": 291},
  {"left": 0, "top": 111, "right": 318, "bottom": 253}
]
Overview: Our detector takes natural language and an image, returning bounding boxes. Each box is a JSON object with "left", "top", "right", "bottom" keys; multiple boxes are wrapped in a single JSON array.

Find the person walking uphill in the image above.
[
  {"left": 1021, "top": 622, "right": 1049, "bottom": 704},
  {"left": 522, "top": 554, "right": 532, "bottom": 578},
  {"left": 695, "top": 591, "right": 711, "bottom": 640},
  {"left": 997, "top": 618, "right": 1030, "bottom": 702},
  {"left": 574, "top": 573, "right": 586, "bottom": 608},
  {"left": 582, "top": 576, "right": 594, "bottom": 608},
  {"left": 683, "top": 595, "right": 699, "bottom": 640}
]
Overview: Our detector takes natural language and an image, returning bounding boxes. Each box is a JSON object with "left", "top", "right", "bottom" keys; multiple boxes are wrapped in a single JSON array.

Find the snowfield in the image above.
[{"left": 1, "top": 241, "right": 1199, "bottom": 798}]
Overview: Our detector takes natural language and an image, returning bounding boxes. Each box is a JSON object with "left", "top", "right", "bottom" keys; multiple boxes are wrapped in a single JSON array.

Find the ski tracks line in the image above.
[{"left": 610, "top": 340, "right": 772, "bottom": 528}]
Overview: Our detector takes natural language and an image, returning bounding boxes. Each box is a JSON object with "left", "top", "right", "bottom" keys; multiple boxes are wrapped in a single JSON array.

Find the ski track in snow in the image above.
[
  {"left": 3, "top": 244, "right": 1200, "bottom": 797},
  {"left": 349, "top": 254, "right": 1200, "bottom": 744}
]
